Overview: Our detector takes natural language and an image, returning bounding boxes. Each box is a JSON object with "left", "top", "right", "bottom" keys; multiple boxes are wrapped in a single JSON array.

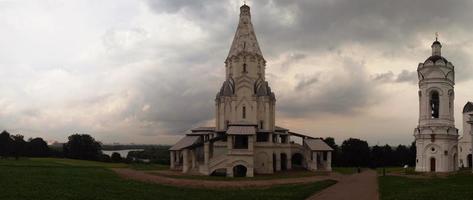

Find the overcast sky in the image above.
[{"left": 0, "top": 0, "right": 472, "bottom": 145}]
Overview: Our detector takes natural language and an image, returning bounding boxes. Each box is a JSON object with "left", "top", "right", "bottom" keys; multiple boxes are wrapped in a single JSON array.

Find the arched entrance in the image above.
[
  {"left": 281, "top": 153, "right": 287, "bottom": 170},
  {"left": 430, "top": 157, "right": 436, "bottom": 172},
  {"left": 292, "top": 153, "right": 303, "bottom": 168},
  {"left": 233, "top": 165, "right": 247, "bottom": 177},
  {"left": 468, "top": 154, "right": 472, "bottom": 168}
]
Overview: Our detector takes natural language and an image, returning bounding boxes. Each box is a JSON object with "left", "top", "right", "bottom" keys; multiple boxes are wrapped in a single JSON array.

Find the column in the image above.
[
  {"left": 312, "top": 151, "right": 318, "bottom": 171},
  {"left": 191, "top": 150, "right": 196, "bottom": 169},
  {"left": 276, "top": 152, "right": 281, "bottom": 171},
  {"left": 170, "top": 151, "right": 175, "bottom": 169},
  {"left": 287, "top": 153, "right": 292, "bottom": 170},
  {"left": 248, "top": 135, "right": 254, "bottom": 152},
  {"left": 227, "top": 135, "right": 233, "bottom": 153},
  {"left": 227, "top": 166, "right": 234, "bottom": 177},
  {"left": 327, "top": 151, "right": 332, "bottom": 171},
  {"left": 204, "top": 142, "right": 210, "bottom": 165},
  {"left": 182, "top": 149, "right": 189, "bottom": 173}
]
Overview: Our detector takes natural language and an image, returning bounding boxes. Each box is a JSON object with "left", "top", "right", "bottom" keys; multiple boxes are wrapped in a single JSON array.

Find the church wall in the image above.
[{"left": 458, "top": 111, "right": 473, "bottom": 168}]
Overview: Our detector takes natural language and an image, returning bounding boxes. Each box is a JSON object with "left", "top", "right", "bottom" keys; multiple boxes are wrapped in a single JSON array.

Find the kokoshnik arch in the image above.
[{"left": 168, "top": 4, "right": 333, "bottom": 177}]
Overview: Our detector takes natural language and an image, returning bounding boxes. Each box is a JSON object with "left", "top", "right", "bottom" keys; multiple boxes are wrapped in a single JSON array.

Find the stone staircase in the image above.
[{"left": 206, "top": 155, "right": 228, "bottom": 175}]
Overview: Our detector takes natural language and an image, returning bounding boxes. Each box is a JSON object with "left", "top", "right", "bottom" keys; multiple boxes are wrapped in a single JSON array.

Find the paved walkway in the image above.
[
  {"left": 307, "top": 169, "right": 379, "bottom": 200},
  {"left": 112, "top": 168, "right": 337, "bottom": 189}
]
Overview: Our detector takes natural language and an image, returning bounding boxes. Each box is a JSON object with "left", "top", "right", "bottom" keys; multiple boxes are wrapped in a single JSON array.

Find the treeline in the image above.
[
  {"left": 0, "top": 130, "right": 170, "bottom": 165},
  {"left": 127, "top": 146, "right": 170, "bottom": 165},
  {"left": 0, "top": 131, "right": 49, "bottom": 159},
  {"left": 323, "top": 137, "right": 416, "bottom": 168}
]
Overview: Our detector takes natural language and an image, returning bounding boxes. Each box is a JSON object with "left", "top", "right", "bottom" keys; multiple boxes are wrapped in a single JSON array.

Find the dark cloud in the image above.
[
  {"left": 372, "top": 71, "right": 395, "bottom": 83},
  {"left": 372, "top": 70, "right": 417, "bottom": 84},
  {"left": 396, "top": 70, "right": 418, "bottom": 84},
  {"left": 278, "top": 58, "right": 380, "bottom": 117},
  {"left": 294, "top": 73, "right": 319, "bottom": 91}
]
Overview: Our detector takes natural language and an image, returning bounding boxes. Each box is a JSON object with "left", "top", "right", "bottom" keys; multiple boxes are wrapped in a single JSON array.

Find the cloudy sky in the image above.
[{"left": 0, "top": 0, "right": 472, "bottom": 145}]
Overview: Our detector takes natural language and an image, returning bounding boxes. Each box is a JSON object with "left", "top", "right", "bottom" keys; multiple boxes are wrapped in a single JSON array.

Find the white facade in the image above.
[
  {"left": 414, "top": 39, "right": 459, "bottom": 172},
  {"left": 458, "top": 102, "right": 473, "bottom": 169},
  {"left": 169, "top": 4, "right": 333, "bottom": 177}
]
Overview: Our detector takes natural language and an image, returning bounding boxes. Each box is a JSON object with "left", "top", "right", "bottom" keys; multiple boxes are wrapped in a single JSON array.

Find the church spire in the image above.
[{"left": 227, "top": 4, "right": 263, "bottom": 60}]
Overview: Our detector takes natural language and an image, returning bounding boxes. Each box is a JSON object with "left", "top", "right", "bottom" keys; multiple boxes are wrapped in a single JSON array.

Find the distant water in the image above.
[{"left": 102, "top": 149, "right": 144, "bottom": 158}]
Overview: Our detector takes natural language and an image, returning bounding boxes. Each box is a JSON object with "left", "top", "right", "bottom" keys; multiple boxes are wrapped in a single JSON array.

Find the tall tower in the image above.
[
  {"left": 215, "top": 4, "right": 276, "bottom": 132},
  {"left": 414, "top": 38, "right": 458, "bottom": 172}
]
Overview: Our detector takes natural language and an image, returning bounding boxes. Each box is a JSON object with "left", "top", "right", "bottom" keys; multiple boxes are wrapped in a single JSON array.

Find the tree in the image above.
[
  {"left": 340, "top": 138, "right": 370, "bottom": 167},
  {"left": 111, "top": 152, "right": 122, "bottom": 163},
  {"left": 63, "top": 134, "right": 102, "bottom": 160},
  {"left": 26, "top": 138, "right": 50, "bottom": 157},
  {"left": 0, "top": 131, "right": 13, "bottom": 158},
  {"left": 11, "top": 134, "right": 26, "bottom": 159}
]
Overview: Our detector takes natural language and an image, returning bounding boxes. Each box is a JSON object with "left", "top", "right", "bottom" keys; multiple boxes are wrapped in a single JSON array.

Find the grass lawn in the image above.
[
  {"left": 0, "top": 157, "right": 168, "bottom": 171},
  {"left": 379, "top": 170, "right": 473, "bottom": 200},
  {"left": 332, "top": 167, "right": 359, "bottom": 175},
  {"left": 0, "top": 158, "right": 336, "bottom": 200}
]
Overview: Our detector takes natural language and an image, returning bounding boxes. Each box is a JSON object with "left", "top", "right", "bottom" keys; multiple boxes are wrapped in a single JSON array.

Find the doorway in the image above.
[
  {"left": 430, "top": 157, "right": 436, "bottom": 172},
  {"left": 233, "top": 165, "right": 247, "bottom": 177}
]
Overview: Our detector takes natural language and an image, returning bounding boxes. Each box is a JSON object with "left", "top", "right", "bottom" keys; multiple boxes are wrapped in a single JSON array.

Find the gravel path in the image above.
[
  {"left": 112, "top": 168, "right": 338, "bottom": 189},
  {"left": 306, "top": 169, "right": 379, "bottom": 200}
]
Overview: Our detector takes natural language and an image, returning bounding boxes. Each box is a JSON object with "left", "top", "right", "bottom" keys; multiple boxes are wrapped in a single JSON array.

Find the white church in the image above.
[
  {"left": 414, "top": 38, "right": 473, "bottom": 172},
  {"left": 169, "top": 4, "right": 333, "bottom": 177}
]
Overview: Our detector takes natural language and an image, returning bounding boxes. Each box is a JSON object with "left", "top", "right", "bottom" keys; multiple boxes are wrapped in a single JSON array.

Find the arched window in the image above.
[
  {"left": 242, "top": 106, "right": 246, "bottom": 119},
  {"left": 260, "top": 120, "right": 264, "bottom": 129},
  {"left": 430, "top": 91, "right": 440, "bottom": 119},
  {"left": 243, "top": 63, "right": 247, "bottom": 73}
]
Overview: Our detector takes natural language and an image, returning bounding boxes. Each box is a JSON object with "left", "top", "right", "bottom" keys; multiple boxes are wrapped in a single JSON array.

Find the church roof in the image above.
[
  {"left": 463, "top": 102, "right": 473, "bottom": 113},
  {"left": 169, "top": 136, "right": 201, "bottom": 151},
  {"left": 304, "top": 139, "right": 333, "bottom": 151},
  {"left": 191, "top": 127, "right": 215, "bottom": 132},
  {"left": 425, "top": 55, "right": 448, "bottom": 63},
  {"left": 227, "top": 5, "right": 263, "bottom": 59}
]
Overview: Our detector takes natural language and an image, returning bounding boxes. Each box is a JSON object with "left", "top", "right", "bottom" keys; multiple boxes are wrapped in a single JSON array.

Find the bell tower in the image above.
[{"left": 414, "top": 37, "right": 458, "bottom": 172}]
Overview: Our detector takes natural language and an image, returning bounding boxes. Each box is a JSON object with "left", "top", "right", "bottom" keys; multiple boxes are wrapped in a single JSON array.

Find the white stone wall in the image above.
[{"left": 458, "top": 111, "right": 472, "bottom": 168}]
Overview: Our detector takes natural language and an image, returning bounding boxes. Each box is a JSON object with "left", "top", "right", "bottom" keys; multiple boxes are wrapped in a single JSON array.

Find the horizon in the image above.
[{"left": 1, "top": 0, "right": 473, "bottom": 146}]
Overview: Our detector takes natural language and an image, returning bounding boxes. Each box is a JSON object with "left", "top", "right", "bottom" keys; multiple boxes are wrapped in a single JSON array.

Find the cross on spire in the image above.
[{"left": 435, "top": 32, "right": 439, "bottom": 41}]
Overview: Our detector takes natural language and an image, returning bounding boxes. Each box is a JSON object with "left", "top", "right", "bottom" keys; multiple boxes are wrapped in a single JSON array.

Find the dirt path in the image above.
[
  {"left": 112, "top": 168, "right": 338, "bottom": 189},
  {"left": 306, "top": 169, "right": 379, "bottom": 200}
]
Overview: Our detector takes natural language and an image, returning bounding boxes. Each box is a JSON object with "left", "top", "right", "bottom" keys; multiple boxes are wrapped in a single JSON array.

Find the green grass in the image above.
[
  {"left": 0, "top": 157, "right": 168, "bottom": 171},
  {"left": 154, "top": 169, "right": 323, "bottom": 181},
  {"left": 379, "top": 171, "right": 473, "bottom": 200},
  {"left": 333, "top": 167, "right": 359, "bottom": 175},
  {"left": 0, "top": 158, "right": 336, "bottom": 200}
]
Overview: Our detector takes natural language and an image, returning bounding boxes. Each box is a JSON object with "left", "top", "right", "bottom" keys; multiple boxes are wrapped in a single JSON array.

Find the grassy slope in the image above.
[
  {"left": 379, "top": 171, "right": 473, "bottom": 200},
  {"left": 0, "top": 158, "right": 336, "bottom": 200}
]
